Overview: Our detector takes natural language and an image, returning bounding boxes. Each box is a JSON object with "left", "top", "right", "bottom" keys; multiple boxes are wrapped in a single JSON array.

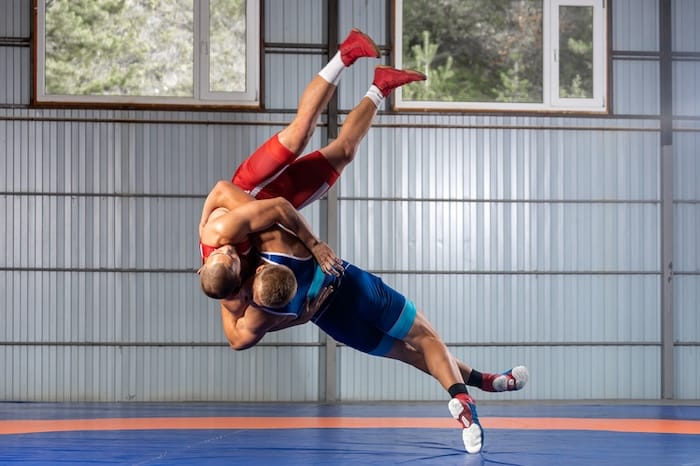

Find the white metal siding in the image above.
[
  {"left": 0, "top": 0, "right": 697, "bottom": 402},
  {"left": 674, "top": 0, "right": 700, "bottom": 52},
  {"left": 613, "top": 0, "right": 658, "bottom": 51}
]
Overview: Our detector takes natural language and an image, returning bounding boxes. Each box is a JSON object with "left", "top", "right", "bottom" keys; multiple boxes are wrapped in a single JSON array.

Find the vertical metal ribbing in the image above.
[
  {"left": 659, "top": 0, "right": 674, "bottom": 400},
  {"left": 322, "top": 0, "right": 339, "bottom": 403}
]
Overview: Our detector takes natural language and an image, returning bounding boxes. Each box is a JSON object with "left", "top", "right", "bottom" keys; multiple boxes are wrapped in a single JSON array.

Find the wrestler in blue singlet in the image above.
[{"left": 259, "top": 251, "right": 417, "bottom": 356}]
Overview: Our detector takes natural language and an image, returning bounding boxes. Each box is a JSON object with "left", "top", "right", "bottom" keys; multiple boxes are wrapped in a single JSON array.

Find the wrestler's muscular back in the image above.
[
  {"left": 199, "top": 181, "right": 257, "bottom": 239},
  {"left": 218, "top": 225, "right": 310, "bottom": 326},
  {"left": 251, "top": 225, "right": 311, "bottom": 259}
]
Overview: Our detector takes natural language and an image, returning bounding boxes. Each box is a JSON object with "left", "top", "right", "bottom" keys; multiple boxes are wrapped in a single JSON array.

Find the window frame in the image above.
[
  {"left": 33, "top": 0, "right": 260, "bottom": 109},
  {"left": 393, "top": 0, "right": 608, "bottom": 113}
]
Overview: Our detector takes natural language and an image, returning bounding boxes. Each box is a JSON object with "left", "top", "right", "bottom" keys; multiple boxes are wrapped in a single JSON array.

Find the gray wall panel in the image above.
[
  {"left": 339, "top": 345, "right": 661, "bottom": 401},
  {"left": 338, "top": 346, "right": 442, "bottom": 401},
  {"left": 265, "top": 0, "right": 325, "bottom": 44},
  {"left": 0, "top": 117, "right": 304, "bottom": 195},
  {"left": 613, "top": 60, "right": 660, "bottom": 115},
  {"left": 676, "top": 347, "right": 700, "bottom": 400},
  {"left": 0, "top": 269, "right": 320, "bottom": 346},
  {"left": 370, "top": 274, "right": 660, "bottom": 346},
  {"left": 338, "top": 0, "right": 387, "bottom": 46},
  {"left": 613, "top": 0, "right": 658, "bottom": 51},
  {"left": 0, "top": 196, "right": 201, "bottom": 269},
  {"left": 339, "top": 201, "right": 659, "bottom": 273},
  {"left": 0, "top": 46, "right": 30, "bottom": 105},
  {"left": 676, "top": 204, "right": 700, "bottom": 272},
  {"left": 675, "top": 276, "right": 699, "bottom": 344},
  {"left": 673, "top": 134, "right": 698, "bottom": 200},
  {"left": 674, "top": 62, "right": 700, "bottom": 117},
  {"left": 675, "top": 132, "right": 700, "bottom": 280},
  {"left": 0, "top": 345, "right": 320, "bottom": 401},
  {"left": 264, "top": 54, "right": 325, "bottom": 110},
  {"left": 674, "top": 0, "right": 700, "bottom": 52},
  {"left": 0, "top": 0, "right": 30, "bottom": 37},
  {"left": 0, "top": 0, "right": 696, "bottom": 402},
  {"left": 340, "top": 125, "right": 660, "bottom": 201}
]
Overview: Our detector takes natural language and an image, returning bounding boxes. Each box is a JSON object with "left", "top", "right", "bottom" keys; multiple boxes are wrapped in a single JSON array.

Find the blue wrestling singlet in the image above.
[
  {"left": 257, "top": 252, "right": 341, "bottom": 318},
  {"left": 259, "top": 252, "right": 417, "bottom": 356}
]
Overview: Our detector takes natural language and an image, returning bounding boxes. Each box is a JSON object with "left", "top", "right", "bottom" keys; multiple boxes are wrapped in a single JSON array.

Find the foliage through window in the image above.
[
  {"left": 394, "top": 0, "right": 606, "bottom": 112},
  {"left": 36, "top": 0, "right": 259, "bottom": 107}
]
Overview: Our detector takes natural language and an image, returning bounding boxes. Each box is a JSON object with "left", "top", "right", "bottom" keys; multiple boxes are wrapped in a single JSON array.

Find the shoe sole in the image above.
[
  {"left": 511, "top": 365, "right": 529, "bottom": 390},
  {"left": 348, "top": 28, "right": 380, "bottom": 58},
  {"left": 374, "top": 65, "right": 426, "bottom": 81}
]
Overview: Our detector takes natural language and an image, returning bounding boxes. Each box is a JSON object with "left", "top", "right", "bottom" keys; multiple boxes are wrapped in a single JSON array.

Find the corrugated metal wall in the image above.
[
  {"left": 673, "top": 0, "right": 700, "bottom": 400},
  {"left": 1, "top": 0, "right": 697, "bottom": 401},
  {"left": 0, "top": 110, "right": 327, "bottom": 401},
  {"left": 336, "top": 120, "right": 662, "bottom": 401}
]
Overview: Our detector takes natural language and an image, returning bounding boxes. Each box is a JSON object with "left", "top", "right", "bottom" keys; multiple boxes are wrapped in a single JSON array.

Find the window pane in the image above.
[
  {"left": 559, "top": 5, "right": 593, "bottom": 98},
  {"left": 209, "top": 0, "right": 246, "bottom": 93},
  {"left": 45, "top": 0, "right": 194, "bottom": 97},
  {"left": 401, "top": 0, "right": 543, "bottom": 103}
]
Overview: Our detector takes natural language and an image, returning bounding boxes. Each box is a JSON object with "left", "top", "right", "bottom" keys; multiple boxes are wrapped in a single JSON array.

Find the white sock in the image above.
[
  {"left": 318, "top": 52, "right": 346, "bottom": 85},
  {"left": 364, "top": 84, "right": 384, "bottom": 108}
]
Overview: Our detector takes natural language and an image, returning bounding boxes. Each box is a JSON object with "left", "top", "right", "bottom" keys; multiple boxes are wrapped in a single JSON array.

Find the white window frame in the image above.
[
  {"left": 394, "top": 0, "right": 607, "bottom": 113},
  {"left": 35, "top": 0, "right": 260, "bottom": 108}
]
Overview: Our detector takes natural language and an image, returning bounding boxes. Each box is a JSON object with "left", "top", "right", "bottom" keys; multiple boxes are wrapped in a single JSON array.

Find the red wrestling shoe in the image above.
[
  {"left": 448, "top": 393, "right": 483, "bottom": 454},
  {"left": 339, "top": 28, "right": 380, "bottom": 66},
  {"left": 372, "top": 65, "right": 426, "bottom": 97}
]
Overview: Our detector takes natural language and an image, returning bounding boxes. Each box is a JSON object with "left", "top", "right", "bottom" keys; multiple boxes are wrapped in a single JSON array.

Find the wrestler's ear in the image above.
[{"left": 196, "top": 265, "right": 205, "bottom": 275}]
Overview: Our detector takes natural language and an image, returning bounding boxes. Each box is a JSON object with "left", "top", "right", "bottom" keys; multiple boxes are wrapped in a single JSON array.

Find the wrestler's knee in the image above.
[
  {"left": 279, "top": 121, "right": 313, "bottom": 155},
  {"left": 403, "top": 312, "right": 445, "bottom": 349},
  {"left": 320, "top": 139, "right": 358, "bottom": 172}
]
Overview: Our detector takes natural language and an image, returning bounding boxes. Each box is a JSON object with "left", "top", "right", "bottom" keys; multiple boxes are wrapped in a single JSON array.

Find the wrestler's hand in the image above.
[
  {"left": 303, "top": 285, "right": 335, "bottom": 321},
  {"left": 310, "top": 241, "right": 344, "bottom": 276}
]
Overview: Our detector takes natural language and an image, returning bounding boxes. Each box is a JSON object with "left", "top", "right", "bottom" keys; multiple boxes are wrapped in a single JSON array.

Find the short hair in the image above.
[
  {"left": 253, "top": 264, "right": 297, "bottom": 308},
  {"left": 199, "top": 262, "right": 242, "bottom": 299}
]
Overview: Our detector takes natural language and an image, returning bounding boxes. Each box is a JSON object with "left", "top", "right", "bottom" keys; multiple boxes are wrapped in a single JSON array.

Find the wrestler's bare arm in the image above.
[
  {"left": 199, "top": 180, "right": 257, "bottom": 236},
  {"left": 220, "top": 300, "right": 293, "bottom": 350},
  {"left": 202, "top": 196, "right": 314, "bottom": 247},
  {"left": 201, "top": 181, "right": 342, "bottom": 274},
  {"left": 266, "top": 285, "right": 335, "bottom": 332},
  {"left": 220, "top": 285, "right": 335, "bottom": 349}
]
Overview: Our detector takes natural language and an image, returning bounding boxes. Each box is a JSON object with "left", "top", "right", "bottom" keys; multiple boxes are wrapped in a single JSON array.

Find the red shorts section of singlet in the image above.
[
  {"left": 199, "top": 239, "right": 252, "bottom": 264},
  {"left": 232, "top": 134, "right": 340, "bottom": 209}
]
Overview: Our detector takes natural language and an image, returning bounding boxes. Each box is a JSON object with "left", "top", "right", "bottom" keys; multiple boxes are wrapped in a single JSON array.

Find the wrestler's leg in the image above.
[
  {"left": 233, "top": 29, "right": 379, "bottom": 189},
  {"left": 319, "top": 66, "right": 426, "bottom": 175},
  {"left": 280, "top": 28, "right": 379, "bottom": 154},
  {"left": 388, "top": 310, "right": 484, "bottom": 454},
  {"left": 382, "top": 339, "right": 528, "bottom": 392},
  {"left": 397, "top": 311, "right": 464, "bottom": 392},
  {"left": 277, "top": 76, "right": 337, "bottom": 156},
  {"left": 238, "top": 66, "right": 426, "bottom": 206}
]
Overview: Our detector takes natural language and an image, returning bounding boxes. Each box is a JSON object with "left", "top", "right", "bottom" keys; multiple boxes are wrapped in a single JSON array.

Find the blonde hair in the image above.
[
  {"left": 199, "top": 262, "right": 242, "bottom": 299},
  {"left": 253, "top": 264, "right": 297, "bottom": 308}
]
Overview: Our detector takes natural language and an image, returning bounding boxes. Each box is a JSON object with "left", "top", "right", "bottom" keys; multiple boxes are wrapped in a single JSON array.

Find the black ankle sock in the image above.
[
  {"left": 448, "top": 383, "right": 469, "bottom": 398},
  {"left": 467, "top": 370, "right": 483, "bottom": 388}
]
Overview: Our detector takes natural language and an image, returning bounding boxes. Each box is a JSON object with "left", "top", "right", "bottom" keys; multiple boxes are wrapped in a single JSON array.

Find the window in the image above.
[
  {"left": 394, "top": 0, "right": 607, "bottom": 112},
  {"left": 35, "top": 0, "right": 260, "bottom": 108}
]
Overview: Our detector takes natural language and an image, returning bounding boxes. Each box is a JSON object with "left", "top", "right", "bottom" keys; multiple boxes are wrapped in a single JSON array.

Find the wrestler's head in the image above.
[
  {"left": 198, "top": 245, "right": 242, "bottom": 299},
  {"left": 250, "top": 263, "right": 297, "bottom": 311}
]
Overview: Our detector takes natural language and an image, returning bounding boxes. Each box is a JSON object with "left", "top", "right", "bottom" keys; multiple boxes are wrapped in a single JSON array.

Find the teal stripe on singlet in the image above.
[
  {"left": 307, "top": 265, "right": 326, "bottom": 300},
  {"left": 387, "top": 300, "right": 417, "bottom": 339}
]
